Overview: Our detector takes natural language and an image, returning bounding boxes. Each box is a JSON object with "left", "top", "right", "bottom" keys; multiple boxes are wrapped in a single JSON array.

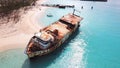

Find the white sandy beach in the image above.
[{"left": 0, "top": 0, "right": 47, "bottom": 52}]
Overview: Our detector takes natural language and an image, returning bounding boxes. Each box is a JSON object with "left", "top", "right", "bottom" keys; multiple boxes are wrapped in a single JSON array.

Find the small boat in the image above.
[
  {"left": 25, "top": 13, "right": 83, "bottom": 58},
  {"left": 47, "top": 13, "right": 53, "bottom": 17}
]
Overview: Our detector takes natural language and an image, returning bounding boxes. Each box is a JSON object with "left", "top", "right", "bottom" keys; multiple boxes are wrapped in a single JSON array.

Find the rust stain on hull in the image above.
[{"left": 25, "top": 13, "right": 83, "bottom": 58}]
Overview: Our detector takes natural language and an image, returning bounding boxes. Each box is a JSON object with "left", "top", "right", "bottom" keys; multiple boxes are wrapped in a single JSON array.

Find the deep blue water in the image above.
[{"left": 0, "top": 0, "right": 120, "bottom": 68}]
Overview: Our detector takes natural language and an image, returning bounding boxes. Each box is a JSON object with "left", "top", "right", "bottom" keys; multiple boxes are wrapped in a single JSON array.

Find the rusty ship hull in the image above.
[{"left": 25, "top": 13, "right": 83, "bottom": 58}]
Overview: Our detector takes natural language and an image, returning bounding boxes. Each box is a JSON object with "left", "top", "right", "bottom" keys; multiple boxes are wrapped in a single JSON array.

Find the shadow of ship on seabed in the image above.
[{"left": 22, "top": 28, "right": 81, "bottom": 68}]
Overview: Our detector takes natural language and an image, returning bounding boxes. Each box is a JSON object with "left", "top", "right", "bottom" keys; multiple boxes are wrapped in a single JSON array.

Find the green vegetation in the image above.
[
  {"left": 0, "top": 0, "right": 37, "bottom": 24},
  {"left": 0, "top": 0, "right": 36, "bottom": 13}
]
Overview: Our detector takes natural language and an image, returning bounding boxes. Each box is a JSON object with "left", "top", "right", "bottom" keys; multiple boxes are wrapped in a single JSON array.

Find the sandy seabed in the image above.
[{"left": 0, "top": 0, "right": 47, "bottom": 52}]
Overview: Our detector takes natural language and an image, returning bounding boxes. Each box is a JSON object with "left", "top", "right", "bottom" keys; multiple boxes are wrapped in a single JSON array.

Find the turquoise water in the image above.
[{"left": 0, "top": 0, "right": 120, "bottom": 68}]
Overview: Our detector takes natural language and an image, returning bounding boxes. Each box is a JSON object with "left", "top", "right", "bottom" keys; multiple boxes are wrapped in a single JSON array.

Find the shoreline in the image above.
[{"left": 0, "top": 0, "right": 48, "bottom": 52}]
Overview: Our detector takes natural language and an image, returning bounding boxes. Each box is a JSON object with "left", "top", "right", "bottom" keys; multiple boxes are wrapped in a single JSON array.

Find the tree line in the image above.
[
  {"left": 0, "top": 0, "right": 37, "bottom": 24},
  {"left": 0, "top": 0, "right": 36, "bottom": 13}
]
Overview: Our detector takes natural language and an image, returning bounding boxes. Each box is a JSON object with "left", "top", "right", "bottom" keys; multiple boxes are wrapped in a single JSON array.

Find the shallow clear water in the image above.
[{"left": 0, "top": 0, "right": 120, "bottom": 68}]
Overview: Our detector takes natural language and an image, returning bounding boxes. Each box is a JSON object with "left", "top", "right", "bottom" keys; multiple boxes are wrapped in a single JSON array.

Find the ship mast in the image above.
[{"left": 72, "top": 9, "right": 81, "bottom": 15}]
